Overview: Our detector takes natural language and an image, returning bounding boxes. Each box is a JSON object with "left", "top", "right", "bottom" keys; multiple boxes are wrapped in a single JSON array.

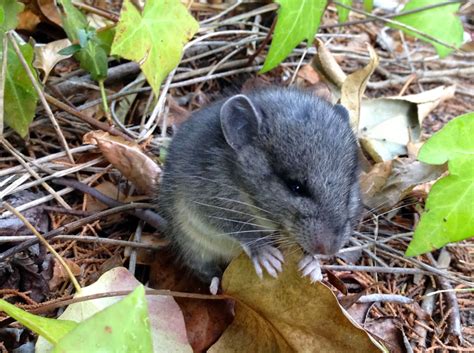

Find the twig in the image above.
[
  {"left": 0, "top": 234, "right": 167, "bottom": 250},
  {"left": 72, "top": 0, "right": 119, "bottom": 22},
  {"left": 333, "top": 1, "right": 462, "bottom": 53},
  {"left": 45, "top": 93, "right": 133, "bottom": 141},
  {"left": 323, "top": 1, "right": 464, "bottom": 30},
  {"left": 0, "top": 203, "right": 156, "bottom": 261},
  {"left": 52, "top": 178, "right": 166, "bottom": 231},
  {"left": 357, "top": 293, "right": 414, "bottom": 304},
  {"left": 322, "top": 264, "right": 430, "bottom": 275},
  {"left": 428, "top": 249, "right": 464, "bottom": 345},
  {"left": 7, "top": 32, "right": 75, "bottom": 164},
  {"left": 0, "top": 145, "right": 96, "bottom": 178},
  {"left": 3, "top": 203, "right": 82, "bottom": 292},
  {"left": 0, "top": 137, "right": 71, "bottom": 209}
]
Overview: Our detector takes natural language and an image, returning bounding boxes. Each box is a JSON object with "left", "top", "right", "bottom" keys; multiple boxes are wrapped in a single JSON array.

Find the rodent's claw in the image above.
[
  {"left": 209, "top": 276, "right": 220, "bottom": 295},
  {"left": 299, "top": 255, "right": 323, "bottom": 283},
  {"left": 251, "top": 246, "right": 284, "bottom": 279}
]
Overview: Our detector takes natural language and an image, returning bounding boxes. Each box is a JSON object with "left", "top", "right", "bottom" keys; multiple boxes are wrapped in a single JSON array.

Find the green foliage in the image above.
[
  {"left": 0, "top": 286, "right": 153, "bottom": 352},
  {"left": 0, "top": 0, "right": 22, "bottom": 36},
  {"left": 261, "top": 0, "right": 328, "bottom": 73},
  {"left": 111, "top": 0, "right": 199, "bottom": 94},
  {"left": 0, "top": 299, "right": 77, "bottom": 344},
  {"left": 407, "top": 113, "right": 474, "bottom": 256},
  {"left": 392, "top": 0, "right": 464, "bottom": 58},
  {"left": 4, "top": 42, "right": 40, "bottom": 137},
  {"left": 363, "top": 0, "right": 373, "bottom": 12},
  {"left": 57, "top": 0, "right": 108, "bottom": 81},
  {"left": 336, "top": 0, "right": 352, "bottom": 23},
  {"left": 53, "top": 286, "right": 153, "bottom": 353},
  {"left": 1, "top": 0, "right": 39, "bottom": 137}
]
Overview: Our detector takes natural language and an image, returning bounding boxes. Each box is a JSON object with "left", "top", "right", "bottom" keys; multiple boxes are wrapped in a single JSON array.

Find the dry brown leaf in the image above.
[
  {"left": 311, "top": 39, "right": 347, "bottom": 103},
  {"left": 296, "top": 64, "right": 320, "bottom": 85},
  {"left": 49, "top": 258, "right": 81, "bottom": 291},
  {"left": 37, "top": 0, "right": 62, "bottom": 26},
  {"left": 360, "top": 161, "right": 392, "bottom": 205},
  {"left": 341, "top": 45, "right": 379, "bottom": 131},
  {"left": 362, "top": 158, "right": 445, "bottom": 211},
  {"left": 209, "top": 251, "right": 385, "bottom": 353},
  {"left": 33, "top": 39, "right": 73, "bottom": 83},
  {"left": 364, "top": 318, "right": 405, "bottom": 353},
  {"left": 400, "top": 85, "right": 456, "bottom": 124},
  {"left": 359, "top": 85, "right": 455, "bottom": 162},
  {"left": 83, "top": 131, "right": 161, "bottom": 195},
  {"left": 17, "top": 10, "right": 41, "bottom": 31}
]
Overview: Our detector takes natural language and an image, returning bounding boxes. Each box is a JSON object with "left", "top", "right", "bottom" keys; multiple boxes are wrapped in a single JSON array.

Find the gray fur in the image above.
[{"left": 158, "top": 87, "right": 361, "bottom": 282}]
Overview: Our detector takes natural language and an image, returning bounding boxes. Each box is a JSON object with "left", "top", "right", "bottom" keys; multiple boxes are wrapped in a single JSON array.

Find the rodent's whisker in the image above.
[
  {"left": 215, "top": 229, "right": 278, "bottom": 237},
  {"left": 211, "top": 196, "right": 273, "bottom": 215},
  {"left": 360, "top": 200, "right": 418, "bottom": 225},
  {"left": 208, "top": 216, "right": 273, "bottom": 230},
  {"left": 193, "top": 200, "right": 274, "bottom": 223}
]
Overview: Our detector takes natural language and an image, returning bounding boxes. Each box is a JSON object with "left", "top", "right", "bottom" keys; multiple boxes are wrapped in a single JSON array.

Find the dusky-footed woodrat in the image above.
[{"left": 158, "top": 86, "right": 361, "bottom": 292}]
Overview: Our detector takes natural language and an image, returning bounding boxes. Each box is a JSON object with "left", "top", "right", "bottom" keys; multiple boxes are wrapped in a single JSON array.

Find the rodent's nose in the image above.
[{"left": 311, "top": 242, "right": 336, "bottom": 256}]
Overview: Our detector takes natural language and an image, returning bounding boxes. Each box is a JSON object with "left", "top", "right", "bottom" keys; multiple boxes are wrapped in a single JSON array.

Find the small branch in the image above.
[
  {"left": 428, "top": 249, "right": 464, "bottom": 345},
  {"left": 3, "top": 203, "right": 82, "bottom": 293},
  {"left": 333, "top": 1, "right": 462, "bottom": 53},
  {"left": 45, "top": 93, "right": 133, "bottom": 141},
  {"left": 323, "top": 1, "right": 464, "bottom": 30},
  {"left": 72, "top": 0, "right": 119, "bottom": 22},
  {"left": 0, "top": 203, "right": 156, "bottom": 261},
  {"left": 0, "top": 234, "right": 167, "bottom": 250},
  {"left": 322, "top": 264, "right": 430, "bottom": 275},
  {"left": 357, "top": 294, "right": 414, "bottom": 305},
  {"left": 52, "top": 178, "right": 167, "bottom": 232}
]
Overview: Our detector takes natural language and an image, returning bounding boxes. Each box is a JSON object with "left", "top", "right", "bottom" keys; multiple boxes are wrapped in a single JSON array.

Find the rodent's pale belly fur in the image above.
[{"left": 175, "top": 198, "right": 243, "bottom": 262}]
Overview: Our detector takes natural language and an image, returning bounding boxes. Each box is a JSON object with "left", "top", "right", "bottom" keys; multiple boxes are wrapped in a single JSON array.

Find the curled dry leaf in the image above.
[
  {"left": 361, "top": 158, "right": 445, "bottom": 211},
  {"left": 83, "top": 131, "right": 161, "bottom": 195},
  {"left": 37, "top": 0, "right": 62, "bottom": 26},
  {"left": 341, "top": 44, "right": 379, "bottom": 131},
  {"left": 49, "top": 258, "right": 81, "bottom": 291},
  {"left": 33, "top": 38, "right": 73, "bottom": 83},
  {"left": 209, "top": 251, "right": 385, "bottom": 353},
  {"left": 296, "top": 64, "right": 321, "bottom": 85},
  {"left": 311, "top": 39, "right": 347, "bottom": 102}
]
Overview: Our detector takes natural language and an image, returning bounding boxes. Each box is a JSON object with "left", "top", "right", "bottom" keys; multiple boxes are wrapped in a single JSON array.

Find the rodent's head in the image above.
[{"left": 220, "top": 88, "right": 361, "bottom": 256}]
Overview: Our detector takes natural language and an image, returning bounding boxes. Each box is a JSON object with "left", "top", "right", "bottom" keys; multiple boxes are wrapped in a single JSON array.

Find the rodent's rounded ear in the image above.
[
  {"left": 220, "top": 94, "right": 261, "bottom": 151},
  {"left": 334, "top": 104, "right": 350, "bottom": 121}
]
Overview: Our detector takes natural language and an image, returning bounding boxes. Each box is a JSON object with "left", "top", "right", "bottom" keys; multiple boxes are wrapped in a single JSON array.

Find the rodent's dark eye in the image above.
[{"left": 284, "top": 179, "right": 309, "bottom": 197}]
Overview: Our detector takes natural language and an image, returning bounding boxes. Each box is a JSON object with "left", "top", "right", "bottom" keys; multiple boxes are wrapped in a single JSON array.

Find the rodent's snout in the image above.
[
  {"left": 298, "top": 221, "right": 346, "bottom": 256},
  {"left": 307, "top": 236, "right": 341, "bottom": 256}
]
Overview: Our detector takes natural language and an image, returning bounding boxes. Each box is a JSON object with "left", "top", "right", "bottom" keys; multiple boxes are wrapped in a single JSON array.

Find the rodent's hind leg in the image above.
[
  {"left": 243, "top": 244, "right": 284, "bottom": 279},
  {"left": 298, "top": 255, "right": 323, "bottom": 282}
]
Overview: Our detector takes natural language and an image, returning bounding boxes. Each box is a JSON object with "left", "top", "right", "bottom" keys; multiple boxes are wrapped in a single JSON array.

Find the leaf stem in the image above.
[{"left": 98, "top": 79, "right": 112, "bottom": 123}]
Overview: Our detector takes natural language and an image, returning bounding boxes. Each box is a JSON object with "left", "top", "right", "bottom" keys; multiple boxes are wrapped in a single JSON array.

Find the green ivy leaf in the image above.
[
  {"left": 0, "top": 0, "right": 23, "bottom": 34},
  {"left": 57, "top": 0, "right": 108, "bottom": 80},
  {"left": 406, "top": 113, "right": 474, "bottom": 256},
  {"left": 391, "top": 0, "right": 464, "bottom": 58},
  {"left": 53, "top": 286, "right": 153, "bottom": 353},
  {"left": 111, "top": 0, "right": 199, "bottom": 94},
  {"left": 4, "top": 42, "right": 39, "bottom": 137},
  {"left": 363, "top": 0, "right": 373, "bottom": 12},
  {"left": 261, "top": 0, "right": 328, "bottom": 73},
  {"left": 58, "top": 44, "right": 82, "bottom": 56},
  {"left": 0, "top": 299, "right": 77, "bottom": 344},
  {"left": 336, "top": 0, "right": 352, "bottom": 23}
]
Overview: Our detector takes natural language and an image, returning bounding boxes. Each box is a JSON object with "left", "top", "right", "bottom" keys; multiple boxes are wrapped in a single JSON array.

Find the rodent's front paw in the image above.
[
  {"left": 250, "top": 245, "right": 284, "bottom": 279},
  {"left": 299, "top": 255, "right": 323, "bottom": 282}
]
